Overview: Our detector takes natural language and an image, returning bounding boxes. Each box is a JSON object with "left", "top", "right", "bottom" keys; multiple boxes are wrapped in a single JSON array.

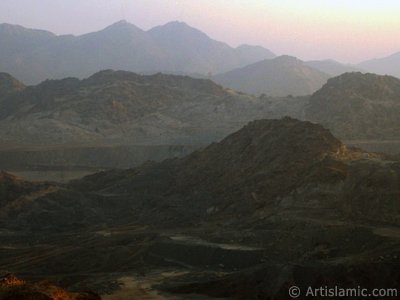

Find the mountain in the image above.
[
  {"left": 213, "top": 55, "right": 330, "bottom": 97},
  {"left": 0, "top": 23, "right": 55, "bottom": 61},
  {"left": 148, "top": 21, "right": 275, "bottom": 75},
  {"left": 0, "top": 21, "right": 275, "bottom": 84},
  {"left": 0, "top": 23, "right": 56, "bottom": 85},
  {"left": 358, "top": 52, "right": 400, "bottom": 78},
  {"left": 0, "top": 70, "right": 305, "bottom": 146},
  {"left": 2, "top": 118, "right": 400, "bottom": 298},
  {"left": 305, "top": 72, "right": 400, "bottom": 139},
  {"left": 305, "top": 59, "right": 362, "bottom": 76}
]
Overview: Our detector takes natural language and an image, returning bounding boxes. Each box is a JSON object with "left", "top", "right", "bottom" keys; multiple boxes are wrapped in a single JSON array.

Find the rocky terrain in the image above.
[
  {"left": 0, "top": 70, "right": 305, "bottom": 146},
  {"left": 306, "top": 72, "right": 400, "bottom": 139},
  {"left": 0, "top": 69, "right": 307, "bottom": 180},
  {"left": 213, "top": 55, "right": 330, "bottom": 97},
  {"left": 3, "top": 70, "right": 400, "bottom": 181},
  {"left": 0, "top": 73, "right": 25, "bottom": 99},
  {"left": 1, "top": 117, "right": 399, "bottom": 299},
  {"left": 0, "top": 273, "right": 100, "bottom": 300},
  {"left": 0, "top": 21, "right": 275, "bottom": 85}
]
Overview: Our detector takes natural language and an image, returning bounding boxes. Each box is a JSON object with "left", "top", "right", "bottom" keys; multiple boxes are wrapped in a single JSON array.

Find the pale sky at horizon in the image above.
[{"left": 1, "top": 0, "right": 399, "bottom": 63}]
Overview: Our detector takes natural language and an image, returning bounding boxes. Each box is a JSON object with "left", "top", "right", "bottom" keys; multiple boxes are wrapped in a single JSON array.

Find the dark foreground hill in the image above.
[
  {"left": 306, "top": 72, "right": 400, "bottom": 139},
  {"left": 1, "top": 117, "right": 400, "bottom": 298},
  {"left": 213, "top": 55, "right": 330, "bottom": 97}
]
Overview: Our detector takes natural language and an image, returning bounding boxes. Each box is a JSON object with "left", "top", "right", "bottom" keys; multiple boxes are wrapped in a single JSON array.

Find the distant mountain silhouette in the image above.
[
  {"left": 306, "top": 72, "right": 400, "bottom": 139},
  {"left": 213, "top": 55, "right": 330, "bottom": 96},
  {"left": 358, "top": 52, "right": 400, "bottom": 79},
  {"left": 305, "top": 59, "right": 362, "bottom": 76},
  {"left": 0, "top": 21, "right": 275, "bottom": 84}
]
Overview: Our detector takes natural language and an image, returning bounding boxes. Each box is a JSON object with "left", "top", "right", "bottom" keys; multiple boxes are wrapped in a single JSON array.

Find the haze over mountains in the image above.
[
  {"left": 1, "top": 16, "right": 400, "bottom": 299},
  {"left": 1, "top": 20, "right": 400, "bottom": 93},
  {"left": 0, "top": 21, "right": 275, "bottom": 85},
  {"left": 358, "top": 52, "right": 400, "bottom": 79}
]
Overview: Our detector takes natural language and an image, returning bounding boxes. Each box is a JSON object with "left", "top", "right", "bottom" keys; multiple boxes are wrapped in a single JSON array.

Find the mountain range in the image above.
[
  {"left": 0, "top": 70, "right": 305, "bottom": 146},
  {"left": 1, "top": 69, "right": 400, "bottom": 150},
  {"left": 0, "top": 21, "right": 275, "bottom": 85},
  {"left": 2, "top": 20, "right": 400, "bottom": 90},
  {"left": 1, "top": 117, "right": 399, "bottom": 298},
  {"left": 1, "top": 18, "right": 400, "bottom": 300}
]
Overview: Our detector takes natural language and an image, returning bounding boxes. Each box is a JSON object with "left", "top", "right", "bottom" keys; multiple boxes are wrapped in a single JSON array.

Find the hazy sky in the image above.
[{"left": 1, "top": 0, "right": 399, "bottom": 63}]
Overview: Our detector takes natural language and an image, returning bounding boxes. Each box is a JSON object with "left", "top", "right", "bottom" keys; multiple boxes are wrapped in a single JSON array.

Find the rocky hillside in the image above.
[
  {"left": 3, "top": 117, "right": 398, "bottom": 230},
  {"left": 73, "top": 117, "right": 398, "bottom": 225},
  {"left": 0, "top": 73, "right": 25, "bottom": 98},
  {"left": 0, "top": 171, "right": 54, "bottom": 205},
  {"left": 0, "top": 21, "right": 275, "bottom": 84},
  {"left": 1, "top": 117, "right": 400, "bottom": 299},
  {"left": 0, "top": 70, "right": 306, "bottom": 146},
  {"left": 305, "top": 72, "right": 400, "bottom": 139},
  {"left": 213, "top": 55, "right": 330, "bottom": 97}
]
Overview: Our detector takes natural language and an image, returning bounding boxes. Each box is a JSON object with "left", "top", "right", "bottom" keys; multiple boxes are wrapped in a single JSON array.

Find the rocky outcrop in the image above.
[{"left": 0, "top": 274, "right": 100, "bottom": 300}]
